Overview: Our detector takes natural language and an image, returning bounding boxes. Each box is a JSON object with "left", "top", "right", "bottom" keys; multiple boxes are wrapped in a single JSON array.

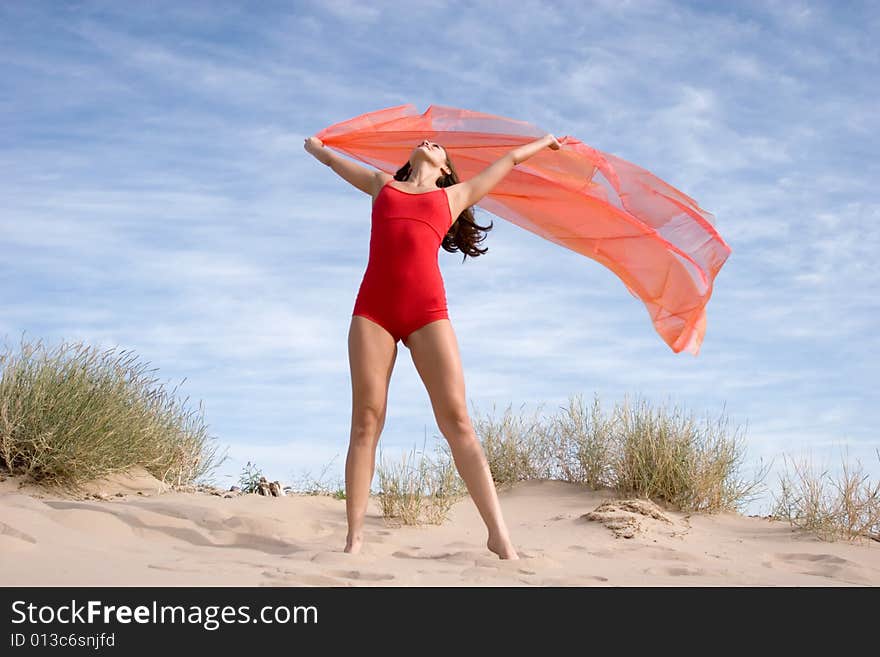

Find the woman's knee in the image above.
[
  {"left": 350, "top": 404, "right": 384, "bottom": 446},
  {"left": 437, "top": 413, "right": 477, "bottom": 446}
]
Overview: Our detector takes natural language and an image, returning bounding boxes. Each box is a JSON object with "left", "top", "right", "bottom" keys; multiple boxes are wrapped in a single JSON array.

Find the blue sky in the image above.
[{"left": 2, "top": 1, "right": 877, "bottom": 515}]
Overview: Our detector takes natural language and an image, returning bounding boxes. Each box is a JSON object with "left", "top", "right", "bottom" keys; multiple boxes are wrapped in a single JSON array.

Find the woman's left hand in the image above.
[{"left": 546, "top": 134, "right": 561, "bottom": 150}]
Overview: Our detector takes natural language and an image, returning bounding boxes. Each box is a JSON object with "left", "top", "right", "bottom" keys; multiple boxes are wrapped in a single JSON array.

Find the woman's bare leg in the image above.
[
  {"left": 345, "top": 316, "right": 397, "bottom": 554},
  {"left": 404, "top": 320, "right": 519, "bottom": 560}
]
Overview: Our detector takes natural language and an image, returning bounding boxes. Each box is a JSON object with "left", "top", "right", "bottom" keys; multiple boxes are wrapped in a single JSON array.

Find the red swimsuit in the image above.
[{"left": 352, "top": 179, "right": 454, "bottom": 346}]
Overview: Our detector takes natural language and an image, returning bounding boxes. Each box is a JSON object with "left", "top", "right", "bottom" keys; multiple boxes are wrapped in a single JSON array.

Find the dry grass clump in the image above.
[
  {"left": 471, "top": 401, "right": 553, "bottom": 489},
  {"left": 0, "top": 334, "right": 225, "bottom": 492},
  {"left": 289, "top": 455, "right": 347, "bottom": 499},
  {"left": 373, "top": 392, "right": 768, "bottom": 524},
  {"left": 771, "top": 448, "right": 880, "bottom": 542},
  {"left": 611, "top": 394, "right": 766, "bottom": 513},
  {"left": 376, "top": 438, "right": 466, "bottom": 525},
  {"left": 547, "top": 392, "right": 615, "bottom": 489}
]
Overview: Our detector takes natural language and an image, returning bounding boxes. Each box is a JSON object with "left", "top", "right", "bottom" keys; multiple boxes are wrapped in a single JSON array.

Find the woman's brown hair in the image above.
[{"left": 392, "top": 147, "right": 493, "bottom": 263}]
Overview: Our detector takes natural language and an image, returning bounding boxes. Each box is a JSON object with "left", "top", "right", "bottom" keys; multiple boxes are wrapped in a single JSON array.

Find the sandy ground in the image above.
[{"left": 1, "top": 467, "right": 878, "bottom": 586}]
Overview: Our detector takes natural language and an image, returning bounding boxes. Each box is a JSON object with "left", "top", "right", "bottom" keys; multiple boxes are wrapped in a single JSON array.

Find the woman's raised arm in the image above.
[
  {"left": 456, "top": 134, "right": 560, "bottom": 208},
  {"left": 304, "top": 136, "right": 384, "bottom": 197}
]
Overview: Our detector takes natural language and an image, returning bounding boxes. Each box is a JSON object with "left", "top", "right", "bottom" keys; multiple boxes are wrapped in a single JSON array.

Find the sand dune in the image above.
[{"left": 1, "top": 467, "right": 878, "bottom": 586}]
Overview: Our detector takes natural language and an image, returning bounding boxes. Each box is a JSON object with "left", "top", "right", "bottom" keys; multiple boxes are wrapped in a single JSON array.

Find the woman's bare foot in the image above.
[
  {"left": 487, "top": 534, "right": 519, "bottom": 560},
  {"left": 344, "top": 533, "right": 363, "bottom": 555}
]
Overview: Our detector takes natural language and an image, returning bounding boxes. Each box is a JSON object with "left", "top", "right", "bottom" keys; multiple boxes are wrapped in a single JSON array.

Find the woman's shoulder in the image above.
[
  {"left": 370, "top": 172, "right": 394, "bottom": 197},
  {"left": 370, "top": 173, "right": 395, "bottom": 205},
  {"left": 376, "top": 172, "right": 395, "bottom": 185}
]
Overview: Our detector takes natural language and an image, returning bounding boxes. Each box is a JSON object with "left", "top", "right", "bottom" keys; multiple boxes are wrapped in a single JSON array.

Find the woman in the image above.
[{"left": 304, "top": 132, "right": 560, "bottom": 559}]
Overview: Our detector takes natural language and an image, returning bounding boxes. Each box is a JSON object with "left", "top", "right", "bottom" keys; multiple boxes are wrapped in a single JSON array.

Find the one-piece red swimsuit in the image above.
[{"left": 352, "top": 179, "right": 454, "bottom": 346}]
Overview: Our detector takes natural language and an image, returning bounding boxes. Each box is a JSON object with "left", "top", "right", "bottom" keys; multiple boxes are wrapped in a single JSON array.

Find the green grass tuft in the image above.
[{"left": 0, "top": 334, "right": 226, "bottom": 492}]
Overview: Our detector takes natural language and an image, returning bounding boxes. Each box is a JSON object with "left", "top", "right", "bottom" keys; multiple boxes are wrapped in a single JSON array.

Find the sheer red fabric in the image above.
[{"left": 315, "top": 104, "right": 731, "bottom": 355}]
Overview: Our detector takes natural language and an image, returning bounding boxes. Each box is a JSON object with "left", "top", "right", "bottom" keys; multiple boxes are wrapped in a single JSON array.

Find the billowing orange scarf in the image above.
[{"left": 315, "top": 104, "right": 731, "bottom": 355}]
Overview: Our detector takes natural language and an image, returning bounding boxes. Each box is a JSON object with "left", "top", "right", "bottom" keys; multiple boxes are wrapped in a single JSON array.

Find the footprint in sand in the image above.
[
  {"left": 393, "top": 548, "right": 484, "bottom": 563},
  {"left": 641, "top": 544, "right": 700, "bottom": 563},
  {"left": 459, "top": 565, "right": 506, "bottom": 580},
  {"left": 764, "top": 552, "right": 873, "bottom": 584},
  {"left": 775, "top": 552, "right": 850, "bottom": 566},
  {"left": 540, "top": 575, "right": 609, "bottom": 585},
  {"left": 260, "top": 567, "right": 346, "bottom": 585},
  {"left": 643, "top": 565, "right": 706, "bottom": 577},
  {"left": 328, "top": 569, "right": 395, "bottom": 582},
  {"left": 147, "top": 563, "right": 206, "bottom": 574},
  {"left": 514, "top": 552, "right": 563, "bottom": 569},
  {"left": 392, "top": 548, "right": 465, "bottom": 560},
  {"left": 310, "top": 551, "right": 377, "bottom": 564},
  {"left": 290, "top": 573, "right": 348, "bottom": 586}
]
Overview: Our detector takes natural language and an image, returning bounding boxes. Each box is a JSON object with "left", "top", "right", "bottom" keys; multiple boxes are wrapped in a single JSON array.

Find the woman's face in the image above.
[{"left": 411, "top": 138, "right": 448, "bottom": 173}]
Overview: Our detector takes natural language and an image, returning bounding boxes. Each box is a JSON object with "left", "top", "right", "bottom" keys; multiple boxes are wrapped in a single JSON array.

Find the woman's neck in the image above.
[{"left": 406, "top": 163, "right": 440, "bottom": 187}]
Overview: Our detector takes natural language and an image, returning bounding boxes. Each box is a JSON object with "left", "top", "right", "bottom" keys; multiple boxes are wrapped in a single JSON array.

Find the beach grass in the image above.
[
  {"left": 610, "top": 394, "right": 766, "bottom": 512},
  {"left": 0, "top": 334, "right": 225, "bottom": 493},
  {"left": 376, "top": 437, "right": 467, "bottom": 525},
  {"left": 6, "top": 333, "right": 875, "bottom": 543},
  {"left": 771, "top": 447, "right": 880, "bottom": 542},
  {"left": 374, "top": 394, "right": 879, "bottom": 542},
  {"left": 471, "top": 400, "right": 554, "bottom": 490},
  {"left": 374, "top": 392, "right": 770, "bottom": 525},
  {"left": 289, "top": 455, "right": 347, "bottom": 499}
]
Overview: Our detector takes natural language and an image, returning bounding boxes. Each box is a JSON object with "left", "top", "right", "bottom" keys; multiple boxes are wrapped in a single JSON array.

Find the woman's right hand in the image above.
[{"left": 304, "top": 136, "right": 324, "bottom": 158}]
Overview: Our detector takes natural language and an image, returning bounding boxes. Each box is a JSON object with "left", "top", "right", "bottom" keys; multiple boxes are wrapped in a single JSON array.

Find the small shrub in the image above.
[{"left": 237, "top": 460, "right": 265, "bottom": 494}]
